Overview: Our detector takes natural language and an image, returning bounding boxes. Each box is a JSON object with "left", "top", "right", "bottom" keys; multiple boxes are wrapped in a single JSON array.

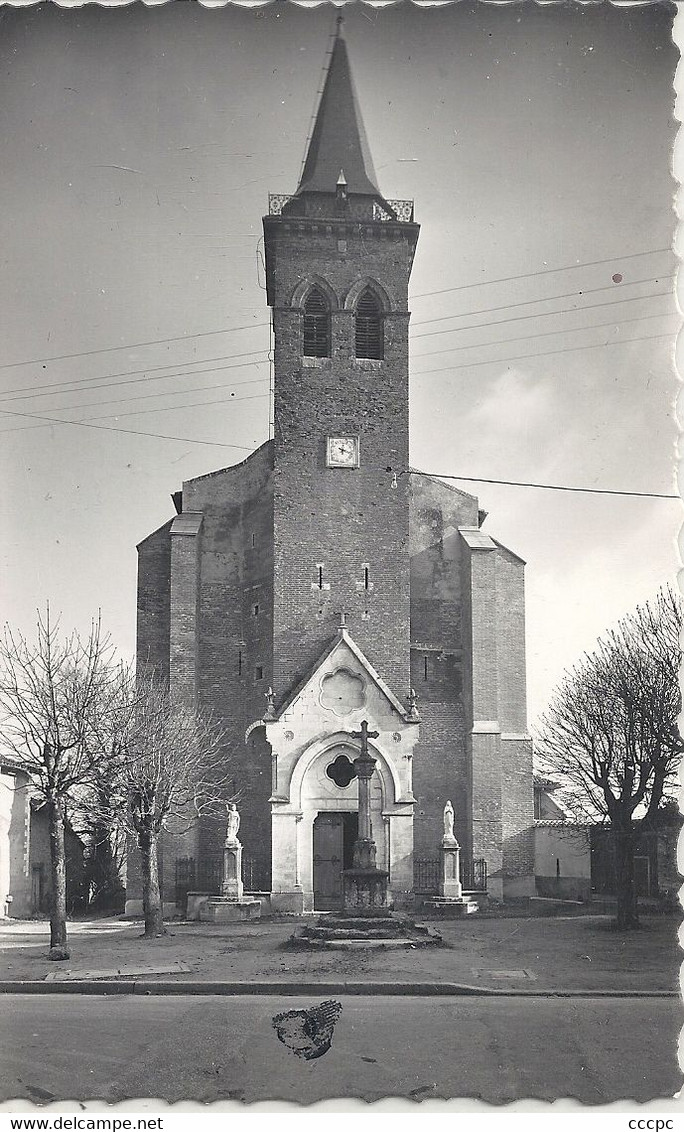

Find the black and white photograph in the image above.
[{"left": 0, "top": 0, "right": 680, "bottom": 1113}]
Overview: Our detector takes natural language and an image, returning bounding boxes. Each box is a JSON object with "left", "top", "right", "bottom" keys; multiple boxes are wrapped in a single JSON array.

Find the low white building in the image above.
[
  {"left": 0, "top": 759, "right": 31, "bottom": 917},
  {"left": 533, "top": 776, "right": 591, "bottom": 901}
]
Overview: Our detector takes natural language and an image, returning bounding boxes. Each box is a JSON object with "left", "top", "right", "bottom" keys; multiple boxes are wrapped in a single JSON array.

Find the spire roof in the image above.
[{"left": 296, "top": 24, "right": 381, "bottom": 198}]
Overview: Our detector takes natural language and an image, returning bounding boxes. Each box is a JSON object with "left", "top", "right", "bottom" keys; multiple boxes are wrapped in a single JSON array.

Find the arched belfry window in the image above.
[
  {"left": 302, "top": 287, "right": 330, "bottom": 358},
  {"left": 355, "top": 288, "right": 384, "bottom": 360}
]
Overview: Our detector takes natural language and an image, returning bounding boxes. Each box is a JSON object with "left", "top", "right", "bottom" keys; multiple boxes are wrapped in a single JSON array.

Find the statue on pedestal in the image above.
[
  {"left": 225, "top": 802, "right": 241, "bottom": 846},
  {"left": 221, "top": 803, "right": 244, "bottom": 900},
  {"left": 443, "top": 800, "right": 457, "bottom": 843},
  {"left": 439, "top": 800, "right": 462, "bottom": 898}
]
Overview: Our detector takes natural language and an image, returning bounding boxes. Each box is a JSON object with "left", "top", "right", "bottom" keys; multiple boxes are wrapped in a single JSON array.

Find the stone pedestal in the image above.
[
  {"left": 222, "top": 841, "right": 243, "bottom": 900},
  {"left": 343, "top": 867, "right": 390, "bottom": 912},
  {"left": 352, "top": 837, "right": 376, "bottom": 870},
  {"left": 439, "top": 836, "right": 463, "bottom": 899}
]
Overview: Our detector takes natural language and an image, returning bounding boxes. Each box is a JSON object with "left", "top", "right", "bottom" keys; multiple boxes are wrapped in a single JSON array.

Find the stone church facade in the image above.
[{"left": 127, "top": 27, "right": 534, "bottom": 915}]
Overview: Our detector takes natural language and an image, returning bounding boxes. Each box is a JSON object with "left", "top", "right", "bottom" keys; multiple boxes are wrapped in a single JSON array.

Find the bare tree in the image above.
[
  {"left": 0, "top": 609, "right": 123, "bottom": 957},
  {"left": 536, "top": 587, "right": 682, "bottom": 929},
  {"left": 112, "top": 672, "right": 237, "bottom": 938}
]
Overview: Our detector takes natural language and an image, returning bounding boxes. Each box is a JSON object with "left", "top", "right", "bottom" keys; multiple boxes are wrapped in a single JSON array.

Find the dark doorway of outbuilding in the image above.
[{"left": 313, "top": 811, "right": 358, "bottom": 910}]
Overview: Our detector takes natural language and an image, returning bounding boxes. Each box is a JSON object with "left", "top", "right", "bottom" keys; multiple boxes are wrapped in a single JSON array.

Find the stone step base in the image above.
[
  {"left": 325, "top": 914, "right": 397, "bottom": 927},
  {"left": 421, "top": 898, "right": 479, "bottom": 918},
  {"left": 199, "top": 898, "right": 261, "bottom": 924},
  {"left": 288, "top": 912, "right": 443, "bottom": 949},
  {"left": 292, "top": 936, "right": 440, "bottom": 951},
  {"left": 305, "top": 925, "right": 405, "bottom": 940}
]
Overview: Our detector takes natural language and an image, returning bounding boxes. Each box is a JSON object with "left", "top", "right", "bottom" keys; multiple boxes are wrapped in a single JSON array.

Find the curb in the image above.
[{"left": 0, "top": 979, "right": 678, "bottom": 998}]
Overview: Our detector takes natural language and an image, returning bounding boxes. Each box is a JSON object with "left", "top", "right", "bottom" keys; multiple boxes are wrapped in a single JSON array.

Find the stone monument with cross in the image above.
[{"left": 341, "top": 719, "right": 390, "bottom": 913}]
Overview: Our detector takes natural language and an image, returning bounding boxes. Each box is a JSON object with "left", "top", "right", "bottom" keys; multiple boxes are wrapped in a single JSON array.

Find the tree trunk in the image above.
[
  {"left": 47, "top": 795, "right": 69, "bottom": 953},
  {"left": 138, "top": 827, "right": 166, "bottom": 937},
  {"left": 613, "top": 822, "right": 639, "bottom": 930}
]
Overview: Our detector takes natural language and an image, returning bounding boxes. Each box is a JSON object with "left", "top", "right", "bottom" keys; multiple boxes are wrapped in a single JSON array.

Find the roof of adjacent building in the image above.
[
  {"left": 296, "top": 23, "right": 382, "bottom": 198},
  {"left": 0, "top": 755, "right": 28, "bottom": 778}
]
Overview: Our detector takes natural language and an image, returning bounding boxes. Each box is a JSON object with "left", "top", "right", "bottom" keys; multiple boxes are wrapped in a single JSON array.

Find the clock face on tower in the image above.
[{"left": 326, "top": 436, "right": 360, "bottom": 468}]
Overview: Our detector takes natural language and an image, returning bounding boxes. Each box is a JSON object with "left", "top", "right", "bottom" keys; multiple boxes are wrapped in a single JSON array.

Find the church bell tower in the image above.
[{"left": 263, "top": 20, "right": 420, "bottom": 706}]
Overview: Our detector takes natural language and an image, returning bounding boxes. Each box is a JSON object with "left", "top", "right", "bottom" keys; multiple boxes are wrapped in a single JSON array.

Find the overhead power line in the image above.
[
  {"left": 410, "top": 275, "right": 674, "bottom": 337},
  {"left": 26, "top": 376, "right": 268, "bottom": 418},
  {"left": 79, "top": 390, "right": 269, "bottom": 423},
  {"left": 34, "top": 302, "right": 672, "bottom": 419},
  {"left": 0, "top": 379, "right": 271, "bottom": 435},
  {"left": 0, "top": 401, "right": 258, "bottom": 451},
  {"left": 0, "top": 324, "right": 673, "bottom": 438},
  {"left": 0, "top": 247, "right": 670, "bottom": 374},
  {"left": 410, "top": 308, "right": 676, "bottom": 361},
  {"left": 1, "top": 287, "right": 673, "bottom": 411},
  {"left": 7, "top": 301, "right": 673, "bottom": 430},
  {"left": 2, "top": 396, "right": 673, "bottom": 501},
  {"left": 412, "top": 330, "right": 674, "bottom": 378},
  {"left": 0, "top": 349, "right": 269, "bottom": 403},
  {"left": 0, "top": 391, "right": 270, "bottom": 436},
  {"left": 0, "top": 320, "right": 269, "bottom": 373},
  {"left": 409, "top": 246, "right": 673, "bottom": 301},
  {"left": 411, "top": 468, "right": 677, "bottom": 501}
]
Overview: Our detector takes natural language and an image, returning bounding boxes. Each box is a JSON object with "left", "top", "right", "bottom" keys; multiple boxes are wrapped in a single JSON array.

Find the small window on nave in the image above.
[
  {"left": 355, "top": 288, "right": 384, "bottom": 360},
  {"left": 302, "top": 287, "right": 330, "bottom": 358}
]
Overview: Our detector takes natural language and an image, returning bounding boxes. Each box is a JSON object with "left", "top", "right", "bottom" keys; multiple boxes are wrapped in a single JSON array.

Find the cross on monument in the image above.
[
  {"left": 350, "top": 719, "right": 379, "bottom": 758},
  {"left": 348, "top": 720, "right": 380, "bottom": 868}
]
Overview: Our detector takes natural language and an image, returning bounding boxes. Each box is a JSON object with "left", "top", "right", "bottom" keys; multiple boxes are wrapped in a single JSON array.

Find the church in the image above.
[{"left": 127, "top": 26, "right": 535, "bottom": 916}]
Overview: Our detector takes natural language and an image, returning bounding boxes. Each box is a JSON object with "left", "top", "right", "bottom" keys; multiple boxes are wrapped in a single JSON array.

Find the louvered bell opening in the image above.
[
  {"left": 355, "top": 290, "right": 384, "bottom": 359},
  {"left": 303, "top": 290, "right": 330, "bottom": 358}
]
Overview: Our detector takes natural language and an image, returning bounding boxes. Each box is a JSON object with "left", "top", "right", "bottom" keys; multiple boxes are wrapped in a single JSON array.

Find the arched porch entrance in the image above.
[{"left": 277, "top": 736, "right": 398, "bottom": 911}]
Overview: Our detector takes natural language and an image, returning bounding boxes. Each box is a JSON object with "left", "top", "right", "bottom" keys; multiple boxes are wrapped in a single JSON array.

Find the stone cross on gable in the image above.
[{"left": 350, "top": 719, "right": 379, "bottom": 757}]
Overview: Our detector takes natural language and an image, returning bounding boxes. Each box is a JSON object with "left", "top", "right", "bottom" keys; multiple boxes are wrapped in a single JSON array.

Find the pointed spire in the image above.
[{"left": 296, "top": 28, "right": 381, "bottom": 198}]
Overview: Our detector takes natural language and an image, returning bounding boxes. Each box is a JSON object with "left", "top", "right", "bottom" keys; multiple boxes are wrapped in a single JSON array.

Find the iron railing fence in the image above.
[
  {"left": 242, "top": 853, "right": 270, "bottom": 893},
  {"left": 413, "top": 856, "right": 488, "bottom": 894},
  {"left": 175, "top": 854, "right": 487, "bottom": 909},
  {"left": 267, "top": 194, "right": 414, "bottom": 222},
  {"left": 174, "top": 853, "right": 270, "bottom": 912},
  {"left": 462, "top": 857, "right": 488, "bottom": 893}
]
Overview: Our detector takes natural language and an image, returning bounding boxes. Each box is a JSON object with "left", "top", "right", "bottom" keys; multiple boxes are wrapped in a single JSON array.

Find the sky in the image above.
[{"left": 0, "top": 0, "right": 679, "bottom": 727}]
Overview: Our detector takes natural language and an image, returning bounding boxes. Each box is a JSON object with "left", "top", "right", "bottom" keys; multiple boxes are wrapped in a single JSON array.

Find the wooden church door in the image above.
[
  {"left": 313, "top": 813, "right": 345, "bottom": 910},
  {"left": 313, "top": 812, "right": 359, "bottom": 910}
]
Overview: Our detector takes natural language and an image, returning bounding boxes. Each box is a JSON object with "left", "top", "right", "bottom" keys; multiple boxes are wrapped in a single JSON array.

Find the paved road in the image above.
[{"left": 0, "top": 994, "right": 680, "bottom": 1106}]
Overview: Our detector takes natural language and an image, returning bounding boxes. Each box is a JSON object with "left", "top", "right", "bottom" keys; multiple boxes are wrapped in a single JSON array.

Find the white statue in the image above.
[
  {"left": 225, "top": 802, "right": 241, "bottom": 845},
  {"left": 443, "top": 800, "right": 456, "bottom": 843}
]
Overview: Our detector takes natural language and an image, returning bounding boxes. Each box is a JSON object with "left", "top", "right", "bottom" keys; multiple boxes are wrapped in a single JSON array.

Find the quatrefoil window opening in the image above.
[
  {"left": 326, "top": 754, "right": 358, "bottom": 789},
  {"left": 320, "top": 667, "right": 366, "bottom": 716}
]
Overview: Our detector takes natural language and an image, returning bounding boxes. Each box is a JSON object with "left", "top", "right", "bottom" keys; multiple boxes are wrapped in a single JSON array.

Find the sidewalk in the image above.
[{"left": 0, "top": 912, "right": 678, "bottom": 995}]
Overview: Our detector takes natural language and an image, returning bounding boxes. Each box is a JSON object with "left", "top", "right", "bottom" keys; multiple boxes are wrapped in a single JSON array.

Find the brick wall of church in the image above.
[
  {"left": 407, "top": 474, "right": 534, "bottom": 887},
  {"left": 409, "top": 475, "right": 478, "bottom": 859},
  {"left": 501, "top": 737, "right": 535, "bottom": 884},
  {"left": 412, "top": 702, "right": 469, "bottom": 859},
  {"left": 180, "top": 442, "right": 275, "bottom": 877},
  {"left": 136, "top": 520, "right": 172, "bottom": 678},
  {"left": 496, "top": 547, "right": 535, "bottom": 886},
  {"left": 265, "top": 217, "right": 416, "bottom": 706}
]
